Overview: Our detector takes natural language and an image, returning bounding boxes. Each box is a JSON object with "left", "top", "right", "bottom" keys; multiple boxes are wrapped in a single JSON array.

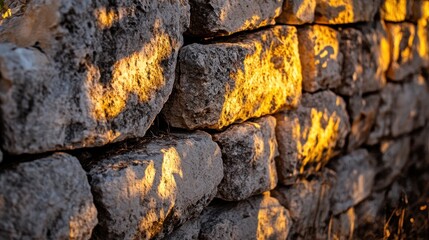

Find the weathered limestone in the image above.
[
  {"left": 275, "top": 91, "right": 350, "bottom": 184},
  {"left": 337, "top": 23, "right": 390, "bottom": 96},
  {"left": 347, "top": 94, "right": 381, "bottom": 151},
  {"left": 330, "top": 149, "right": 376, "bottom": 215},
  {"left": 276, "top": 0, "right": 316, "bottom": 25},
  {"left": 271, "top": 170, "right": 335, "bottom": 239},
  {"left": 386, "top": 23, "right": 422, "bottom": 81},
  {"left": 163, "top": 26, "right": 302, "bottom": 130},
  {"left": 314, "top": 0, "right": 381, "bottom": 24},
  {"left": 381, "top": 0, "right": 413, "bottom": 22},
  {"left": 374, "top": 137, "right": 410, "bottom": 190},
  {"left": 298, "top": 25, "right": 343, "bottom": 92},
  {"left": 368, "top": 76, "right": 429, "bottom": 144},
  {"left": 187, "top": 0, "right": 283, "bottom": 37},
  {"left": 0, "top": 153, "right": 98, "bottom": 240},
  {"left": 213, "top": 116, "right": 278, "bottom": 201},
  {"left": 0, "top": 0, "right": 189, "bottom": 154},
  {"left": 166, "top": 193, "right": 291, "bottom": 240},
  {"left": 88, "top": 132, "right": 223, "bottom": 240}
]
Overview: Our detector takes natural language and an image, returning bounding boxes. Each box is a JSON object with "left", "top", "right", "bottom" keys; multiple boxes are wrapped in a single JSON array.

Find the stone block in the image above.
[
  {"left": 276, "top": 0, "right": 316, "bottom": 25},
  {"left": 166, "top": 193, "right": 291, "bottom": 240},
  {"left": 330, "top": 149, "right": 376, "bottom": 215},
  {"left": 0, "top": 0, "right": 189, "bottom": 154},
  {"left": 314, "top": 0, "right": 381, "bottom": 24},
  {"left": 213, "top": 116, "right": 278, "bottom": 201},
  {"left": 0, "top": 153, "right": 97, "bottom": 240},
  {"left": 275, "top": 91, "right": 350, "bottom": 184},
  {"left": 188, "top": 0, "right": 282, "bottom": 37},
  {"left": 88, "top": 131, "right": 223, "bottom": 239},
  {"left": 298, "top": 25, "right": 343, "bottom": 92},
  {"left": 163, "top": 26, "right": 302, "bottom": 130}
]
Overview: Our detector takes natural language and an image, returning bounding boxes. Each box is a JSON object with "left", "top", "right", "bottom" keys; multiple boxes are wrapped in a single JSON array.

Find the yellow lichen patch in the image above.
[
  {"left": 417, "top": 18, "right": 429, "bottom": 65},
  {"left": 256, "top": 194, "right": 289, "bottom": 239},
  {"left": 95, "top": 7, "right": 117, "bottom": 29},
  {"left": 381, "top": 0, "right": 408, "bottom": 22},
  {"left": 315, "top": 0, "right": 354, "bottom": 24}
]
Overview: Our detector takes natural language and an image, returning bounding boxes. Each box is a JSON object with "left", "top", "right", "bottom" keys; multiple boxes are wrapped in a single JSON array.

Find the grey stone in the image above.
[
  {"left": 0, "top": 0, "right": 189, "bottom": 154},
  {"left": 386, "top": 22, "right": 422, "bottom": 81},
  {"left": 0, "top": 153, "right": 98, "bottom": 240},
  {"left": 329, "top": 208, "right": 357, "bottom": 240},
  {"left": 298, "top": 25, "right": 343, "bottom": 92},
  {"left": 213, "top": 116, "right": 278, "bottom": 201},
  {"left": 88, "top": 131, "right": 223, "bottom": 240},
  {"left": 276, "top": 0, "right": 316, "bottom": 25},
  {"left": 368, "top": 76, "right": 429, "bottom": 144},
  {"left": 167, "top": 193, "right": 291, "bottom": 240},
  {"left": 271, "top": 169, "right": 336, "bottom": 239},
  {"left": 347, "top": 94, "right": 381, "bottom": 151},
  {"left": 275, "top": 91, "right": 350, "bottom": 185},
  {"left": 314, "top": 0, "right": 381, "bottom": 24},
  {"left": 336, "top": 23, "right": 389, "bottom": 96},
  {"left": 355, "top": 192, "right": 385, "bottom": 226},
  {"left": 331, "top": 149, "right": 376, "bottom": 215},
  {"left": 188, "top": 0, "right": 283, "bottom": 37},
  {"left": 163, "top": 26, "right": 302, "bottom": 130}
]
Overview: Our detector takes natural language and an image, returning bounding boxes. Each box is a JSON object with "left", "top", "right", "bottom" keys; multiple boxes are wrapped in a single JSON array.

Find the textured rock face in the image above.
[
  {"left": 330, "top": 149, "right": 376, "bottom": 215},
  {"left": 368, "top": 76, "right": 429, "bottom": 144},
  {"left": 271, "top": 170, "right": 335, "bottom": 239},
  {"left": 355, "top": 192, "right": 385, "bottom": 226},
  {"left": 0, "top": 153, "right": 98, "bottom": 240},
  {"left": 298, "top": 25, "right": 343, "bottom": 92},
  {"left": 187, "top": 0, "right": 282, "bottom": 37},
  {"left": 88, "top": 132, "right": 223, "bottom": 240},
  {"left": 163, "top": 26, "right": 302, "bottom": 130},
  {"left": 314, "top": 0, "right": 381, "bottom": 24},
  {"left": 275, "top": 91, "right": 350, "bottom": 184},
  {"left": 330, "top": 208, "right": 357, "bottom": 239},
  {"left": 213, "top": 116, "right": 278, "bottom": 201},
  {"left": 337, "top": 23, "right": 390, "bottom": 96},
  {"left": 381, "top": 0, "right": 413, "bottom": 22},
  {"left": 0, "top": 0, "right": 189, "bottom": 154},
  {"left": 166, "top": 193, "right": 291, "bottom": 240},
  {"left": 276, "top": 0, "right": 316, "bottom": 25},
  {"left": 347, "top": 94, "right": 381, "bottom": 151},
  {"left": 386, "top": 23, "right": 422, "bottom": 81}
]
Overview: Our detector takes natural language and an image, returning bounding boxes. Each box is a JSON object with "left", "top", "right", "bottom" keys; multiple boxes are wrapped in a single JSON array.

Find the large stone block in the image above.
[
  {"left": 0, "top": 0, "right": 189, "bottom": 154},
  {"left": 336, "top": 23, "right": 390, "bottom": 96},
  {"left": 187, "top": 0, "right": 282, "bottom": 37},
  {"left": 213, "top": 116, "right": 278, "bottom": 201},
  {"left": 163, "top": 26, "right": 302, "bottom": 130},
  {"left": 276, "top": 0, "right": 316, "bottom": 25},
  {"left": 166, "top": 193, "right": 291, "bottom": 240},
  {"left": 271, "top": 169, "right": 335, "bottom": 239},
  {"left": 330, "top": 149, "right": 376, "bottom": 215},
  {"left": 314, "top": 0, "right": 381, "bottom": 24},
  {"left": 386, "top": 22, "right": 422, "bottom": 81},
  {"left": 0, "top": 153, "right": 98, "bottom": 240},
  {"left": 298, "top": 25, "right": 343, "bottom": 92},
  {"left": 368, "top": 76, "right": 429, "bottom": 144},
  {"left": 275, "top": 91, "right": 350, "bottom": 185},
  {"left": 88, "top": 131, "right": 223, "bottom": 240},
  {"left": 347, "top": 94, "right": 381, "bottom": 151}
]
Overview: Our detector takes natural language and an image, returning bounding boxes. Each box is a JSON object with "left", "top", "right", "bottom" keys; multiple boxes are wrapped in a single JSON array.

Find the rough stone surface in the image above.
[
  {"left": 314, "top": 0, "right": 381, "bottom": 24},
  {"left": 330, "top": 208, "right": 357, "bottom": 239},
  {"left": 355, "top": 192, "right": 385, "bottom": 226},
  {"left": 163, "top": 26, "right": 302, "bottom": 130},
  {"left": 368, "top": 76, "right": 429, "bottom": 144},
  {"left": 374, "top": 137, "right": 410, "bottom": 190},
  {"left": 0, "top": 153, "right": 98, "bottom": 240},
  {"left": 381, "top": 0, "right": 413, "bottom": 22},
  {"left": 347, "top": 94, "right": 381, "bottom": 151},
  {"left": 330, "top": 149, "right": 376, "bottom": 215},
  {"left": 276, "top": 0, "right": 316, "bottom": 25},
  {"left": 271, "top": 169, "right": 336, "bottom": 239},
  {"left": 336, "top": 23, "right": 390, "bottom": 96},
  {"left": 275, "top": 91, "right": 350, "bottom": 185},
  {"left": 187, "top": 0, "right": 282, "bottom": 37},
  {"left": 386, "top": 22, "right": 422, "bottom": 81},
  {"left": 298, "top": 25, "right": 343, "bottom": 92},
  {"left": 88, "top": 131, "right": 223, "bottom": 240},
  {"left": 166, "top": 193, "right": 291, "bottom": 240},
  {"left": 0, "top": 0, "right": 189, "bottom": 154},
  {"left": 213, "top": 116, "right": 278, "bottom": 201}
]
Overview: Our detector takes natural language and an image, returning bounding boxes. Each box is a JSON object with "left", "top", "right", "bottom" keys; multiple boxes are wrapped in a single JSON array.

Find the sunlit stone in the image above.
[{"left": 314, "top": 0, "right": 381, "bottom": 24}]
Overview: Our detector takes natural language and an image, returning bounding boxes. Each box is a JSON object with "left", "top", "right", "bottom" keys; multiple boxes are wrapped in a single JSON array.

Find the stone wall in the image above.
[{"left": 0, "top": 0, "right": 428, "bottom": 239}]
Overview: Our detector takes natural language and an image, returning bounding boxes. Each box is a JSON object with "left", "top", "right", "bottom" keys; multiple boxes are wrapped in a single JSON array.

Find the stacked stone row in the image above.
[{"left": 0, "top": 0, "right": 428, "bottom": 239}]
